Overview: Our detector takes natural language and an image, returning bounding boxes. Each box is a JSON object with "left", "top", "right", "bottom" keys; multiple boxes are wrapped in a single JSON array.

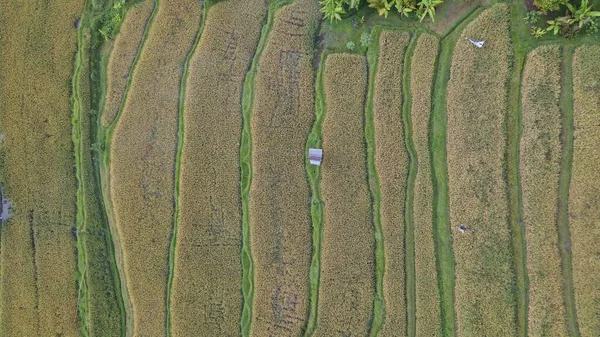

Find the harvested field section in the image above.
[
  {"left": 372, "top": 29, "right": 410, "bottom": 337},
  {"left": 0, "top": 1, "right": 82, "bottom": 336},
  {"left": 410, "top": 33, "right": 442, "bottom": 337},
  {"left": 102, "top": 0, "right": 155, "bottom": 126},
  {"left": 520, "top": 45, "right": 567, "bottom": 337},
  {"left": 446, "top": 4, "right": 517, "bottom": 336},
  {"left": 570, "top": 44, "right": 600, "bottom": 337},
  {"left": 315, "top": 54, "right": 373, "bottom": 337},
  {"left": 109, "top": 1, "right": 201, "bottom": 335},
  {"left": 249, "top": 0, "right": 320, "bottom": 334},
  {"left": 170, "top": 0, "right": 267, "bottom": 335}
]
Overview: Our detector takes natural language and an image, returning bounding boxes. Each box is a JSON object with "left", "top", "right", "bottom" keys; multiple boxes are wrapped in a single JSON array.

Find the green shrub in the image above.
[{"left": 534, "top": 0, "right": 568, "bottom": 13}]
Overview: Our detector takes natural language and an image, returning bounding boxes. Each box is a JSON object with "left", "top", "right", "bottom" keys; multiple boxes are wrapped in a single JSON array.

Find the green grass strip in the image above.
[
  {"left": 303, "top": 51, "right": 327, "bottom": 337},
  {"left": 429, "top": 8, "right": 484, "bottom": 337},
  {"left": 72, "top": 6, "right": 90, "bottom": 335},
  {"left": 506, "top": 15, "right": 529, "bottom": 335},
  {"left": 402, "top": 34, "right": 418, "bottom": 337},
  {"left": 364, "top": 27, "right": 386, "bottom": 337},
  {"left": 239, "top": 1, "right": 291, "bottom": 334},
  {"left": 165, "top": 3, "right": 209, "bottom": 336},
  {"left": 557, "top": 47, "right": 581, "bottom": 337}
]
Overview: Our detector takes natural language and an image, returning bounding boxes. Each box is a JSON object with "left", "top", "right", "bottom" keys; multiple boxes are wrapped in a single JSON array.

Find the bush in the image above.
[{"left": 534, "top": 0, "right": 568, "bottom": 13}]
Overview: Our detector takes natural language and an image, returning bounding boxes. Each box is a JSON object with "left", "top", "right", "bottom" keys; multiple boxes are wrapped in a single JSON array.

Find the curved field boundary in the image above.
[
  {"left": 506, "top": 3, "right": 529, "bottom": 333},
  {"left": 364, "top": 27, "right": 386, "bottom": 336},
  {"left": 429, "top": 7, "right": 486, "bottom": 337},
  {"left": 401, "top": 35, "right": 418, "bottom": 337},
  {"left": 238, "top": 1, "right": 294, "bottom": 334},
  {"left": 165, "top": 2, "right": 208, "bottom": 336},
  {"left": 410, "top": 33, "right": 442, "bottom": 337},
  {"left": 304, "top": 51, "right": 327, "bottom": 337}
]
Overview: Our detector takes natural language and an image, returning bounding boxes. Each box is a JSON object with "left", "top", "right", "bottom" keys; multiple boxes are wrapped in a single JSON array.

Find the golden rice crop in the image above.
[
  {"left": 102, "top": 0, "right": 154, "bottom": 127},
  {"left": 109, "top": 1, "right": 201, "bottom": 335},
  {"left": 520, "top": 45, "right": 567, "bottom": 337},
  {"left": 249, "top": 1, "right": 320, "bottom": 335},
  {"left": 446, "top": 4, "right": 517, "bottom": 336},
  {"left": 169, "top": 0, "right": 267, "bottom": 335},
  {"left": 0, "top": 1, "right": 82, "bottom": 336},
  {"left": 410, "top": 33, "right": 442, "bottom": 337},
  {"left": 314, "top": 54, "right": 373, "bottom": 337},
  {"left": 569, "top": 44, "right": 600, "bottom": 337},
  {"left": 372, "top": 29, "right": 410, "bottom": 337}
]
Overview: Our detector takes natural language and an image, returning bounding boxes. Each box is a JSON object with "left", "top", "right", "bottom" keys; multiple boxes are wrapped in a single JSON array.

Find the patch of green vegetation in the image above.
[
  {"left": 364, "top": 26, "right": 386, "bottom": 337},
  {"left": 556, "top": 47, "right": 581, "bottom": 337},
  {"left": 303, "top": 51, "right": 327, "bottom": 337}
]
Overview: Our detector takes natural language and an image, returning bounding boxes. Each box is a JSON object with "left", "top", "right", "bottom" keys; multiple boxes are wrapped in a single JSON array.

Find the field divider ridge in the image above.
[
  {"left": 239, "top": 1, "right": 292, "bottom": 334},
  {"left": 401, "top": 33, "right": 418, "bottom": 337},
  {"left": 364, "top": 26, "right": 386, "bottom": 337},
  {"left": 71, "top": 6, "right": 90, "bottom": 334},
  {"left": 429, "top": 10, "right": 484, "bottom": 337},
  {"left": 166, "top": 3, "right": 210, "bottom": 336},
  {"left": 556, "top": 46, "right": 580, "bottom": 337},
  {"left": 506, "top": 36, "right": 528, "bottom": 337},
  {"left": 95, "top": 2, "right": 161, "bottom": 334},
  {"left": 304, "top": 50, "right": 327, "bottom": 337}
]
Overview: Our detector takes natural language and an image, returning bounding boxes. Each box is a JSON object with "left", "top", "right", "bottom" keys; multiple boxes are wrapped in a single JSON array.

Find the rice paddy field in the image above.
[{"left": 1, "top": 0, "right": 600, "bottom": 336}]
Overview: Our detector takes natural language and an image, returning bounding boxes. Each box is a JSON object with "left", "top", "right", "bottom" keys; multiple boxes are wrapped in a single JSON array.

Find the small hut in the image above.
[{"left": 308, "top": 148, "right": 323, "bottom": 166}]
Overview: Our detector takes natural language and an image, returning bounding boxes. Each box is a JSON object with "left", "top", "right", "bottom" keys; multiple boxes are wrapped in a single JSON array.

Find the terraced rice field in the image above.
[
  {"left": 169, "top": 0, "right": 266, "bottom": 335},
  {"left": 2, "top": 0, "right": 600, "bottom": 336},
  {"left": 570, "top": 44, "right": 600, "bottom": 337},
  {"left": 520, "top": 45, "right": 567, "bottom": 336},
  {"left": 249, "top": 0, "right": 320, "bottom": 335}
]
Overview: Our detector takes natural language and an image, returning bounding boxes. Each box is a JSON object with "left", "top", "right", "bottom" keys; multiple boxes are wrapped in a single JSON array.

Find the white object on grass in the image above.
[
  {"left": 308, "top": 148, "right": 323, "bottom": 166},
  {"left": 466, "top": 38, "right": 485, "bottom": 48}
]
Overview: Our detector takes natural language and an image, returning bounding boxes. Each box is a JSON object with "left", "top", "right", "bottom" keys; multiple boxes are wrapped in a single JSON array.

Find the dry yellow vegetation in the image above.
[
  {"left": 169, "top": 0, "right": 267, "bottom": 335},
  {"left": 446, "top": 4, "right": 517, "bottom": 336},
  {"left": 109, "top": 0, "right": 201, "bottom": 335},
  {"left": 410, "top": 33, "right": 442, "bottom": 337},
  {"left": 570, "top": 44, "right": 600, "bottom": 337},
  {"left": 102, "top": 0, "right": 155, "bottom": 126},
  {"left": 0, "top": 1, "right": 83, "bottom": 336},
  {"left": 314, "top": 54, "right": 373, "bottom": 337},
  {"left": 249, "top": 0, "right": 320, "bottom": 335},
  {"left": 373, "top": 29, "right": 410, "bottom": 337},
  {"left": 520, "top": 45, "right": 568, "bottom": 337}
]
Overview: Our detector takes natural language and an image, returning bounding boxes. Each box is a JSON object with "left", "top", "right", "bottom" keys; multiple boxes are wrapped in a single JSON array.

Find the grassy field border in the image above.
[
  {"left": 165, "top": 3, "right": 209, "bottom": 336},
  {"left": 364, "top": 26, "right": 386, "bottom": 337},
  {"left": 556, "top": 46, "right": 580, "bottom": 337},
  {"left": 71, "top": 8, "right": 91, "bottom": 335},
  {"left": 238, "top": 1, "right": 292, "bottom": 334},
  {"left": 401, "top": 34, "right": 418, "bottom": 337},
  {"left": 429, "top": 9, "right": 486, "bottom": 337},
  {"left": 303, "top": 50, "right": 327, "bottom": 337}
]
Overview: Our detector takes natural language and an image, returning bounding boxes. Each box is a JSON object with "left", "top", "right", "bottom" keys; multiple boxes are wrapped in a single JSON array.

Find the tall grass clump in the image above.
[
  {"left": 314, "top": 54, "right": 373, "bottom": 337},
  {"left": 569, "top": 44, "right": 600, "bottom": 337},
  {"left": 369, "top": 29, "right": 410, "bottom": 337},
  {"left": 248, "top": 0, "right": 321, "bottom": 335},
  {"left": 102, "top": 0, "right": 155, "bottom": 126},
  {"left": 520, "top": 45, "right": 568, "bottom": 337},
  {"left": 410, "top": 33, "right": 442, "bottom": 337},
  {"left": 169, "top": 0, "right": 267, "bottom": 335},
  {"left": 445, "top": 4, "right": 517, "bottom": 336},
  {"left": 0, "top": 0, "right": 83, "bottom": 335},
  {"left": 108, "top": 0, "right": 201, "bottom": 335}
]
